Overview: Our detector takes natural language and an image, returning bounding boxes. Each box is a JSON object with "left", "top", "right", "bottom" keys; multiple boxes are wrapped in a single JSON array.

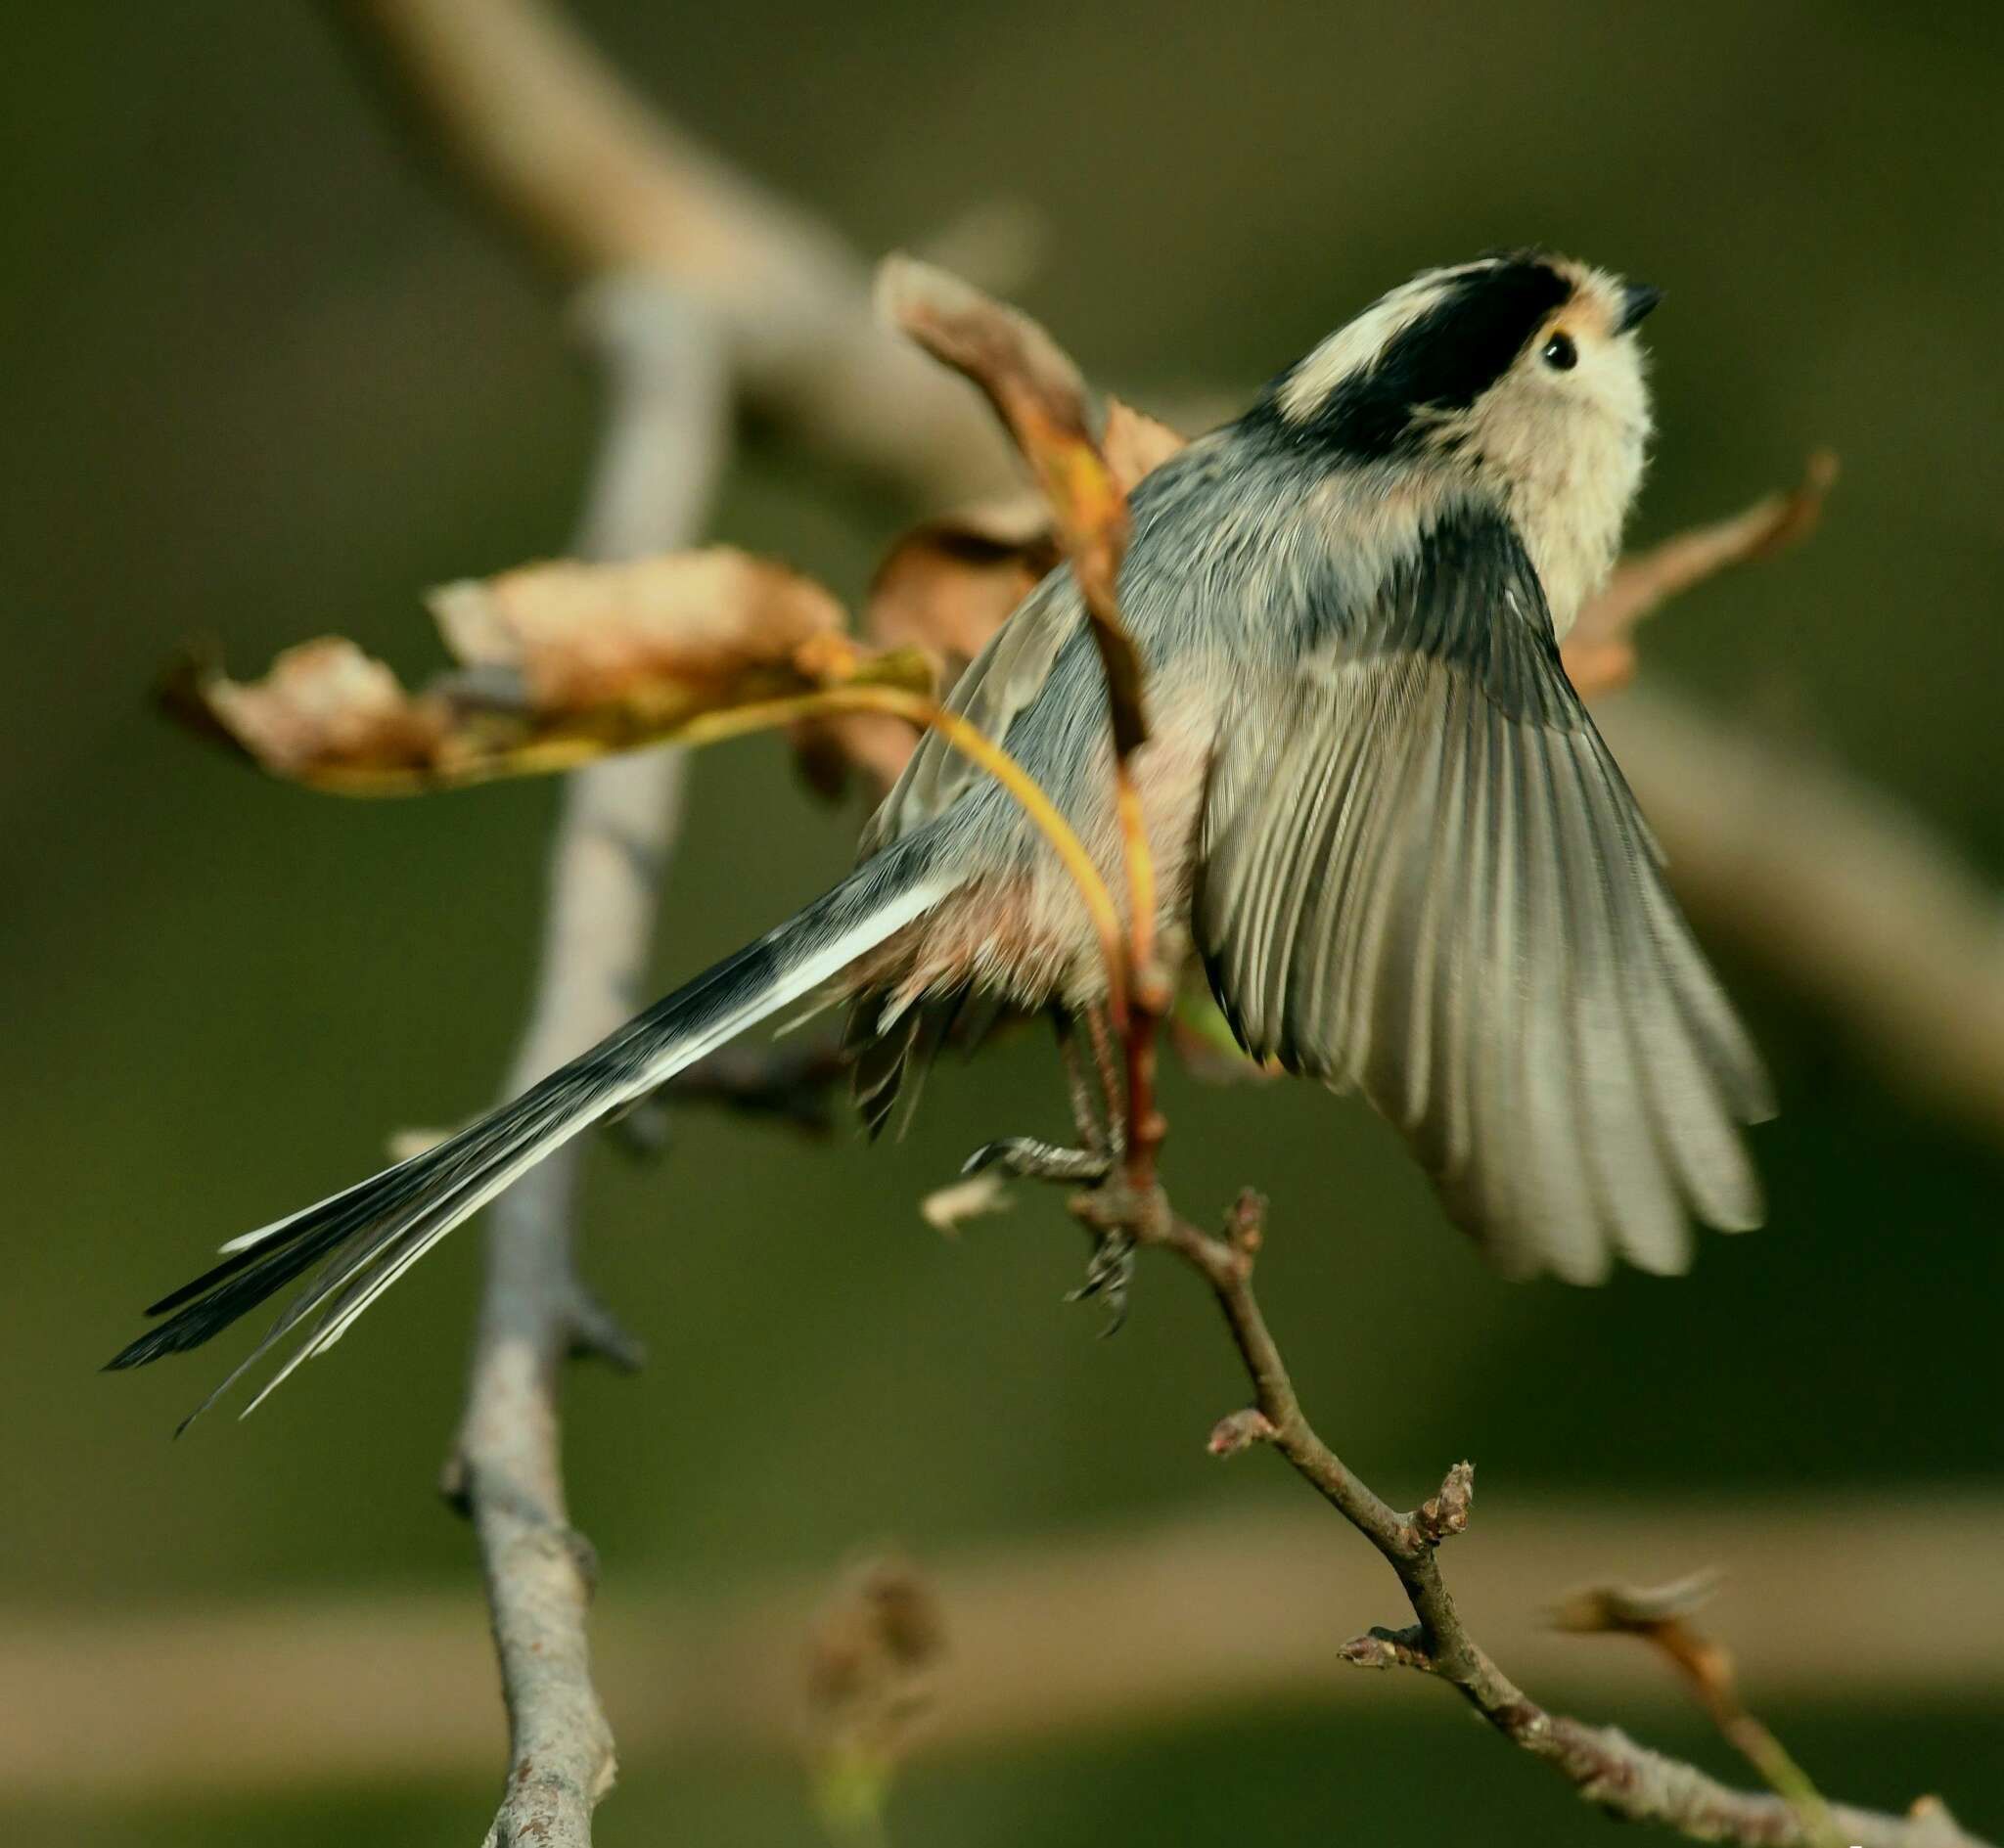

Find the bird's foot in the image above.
[
  {"left": 957, "top": 1136, "right": 1143, "bottom": 1332},
  {"left": 960, "top": 1137, "right": 1113, "bottom": 1185},
  {"left": 1065, "top": 1224, "right": 1136, "bottom": 1335}
]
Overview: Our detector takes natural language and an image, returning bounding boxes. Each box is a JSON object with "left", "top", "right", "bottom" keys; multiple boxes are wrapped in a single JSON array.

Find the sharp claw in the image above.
[
  {"left": 1066, "top": 1229, "right": 1136, "bottom": 1334},
  {"left": 953, "top": 1134, "right": 1131, "bottom": 1330},
  {"left": 959, "top": 1137, "right": 1112, "bottom": 1183}
]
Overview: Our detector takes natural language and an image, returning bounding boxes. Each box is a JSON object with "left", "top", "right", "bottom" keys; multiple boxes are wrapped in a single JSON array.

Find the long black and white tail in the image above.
[{"left": 106, "top": 849, "right": 951, "bottom": 1426}]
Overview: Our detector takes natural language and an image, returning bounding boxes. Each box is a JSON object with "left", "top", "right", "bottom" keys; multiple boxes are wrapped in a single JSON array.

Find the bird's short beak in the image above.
[{"left": 1617, "top": 283, "right": 1663, "bottom": 335}]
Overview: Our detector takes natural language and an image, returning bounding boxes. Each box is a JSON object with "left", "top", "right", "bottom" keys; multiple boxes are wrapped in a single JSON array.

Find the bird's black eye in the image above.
[{"left": 1541, "top": 332, "right": 1578, "bottom": 371}]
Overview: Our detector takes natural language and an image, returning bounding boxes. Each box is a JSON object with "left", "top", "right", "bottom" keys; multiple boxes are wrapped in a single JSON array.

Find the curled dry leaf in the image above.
[
  {"left": 1549, "top": 1566, "right": 1848, "bottom": 1843},
  {"left": 866, "top": 495, "right": 1058, "bottom": 673},
  {"left": 918, "top": 1168, "right": 1014, "bottom": 1237},
  {"left": 792, "top": 495, "right": 1059, "bottom": 800},
  {"left": 799, "top": 398, "right": 1192, "bottom": 803},
  {"left": 164, "top": 547, "right": 934, "bottom": 794},
  {"left": 163, "top": 639, "right": 454, "bottom": 783},
  {"left": 1100, "top": 396, "right": 1189, "bottom": 487},
  {"left": 429, "top": 547, "right": 848, "bottom": 715},
  {"left": 1549, "top": 1570, "right": 1745, "bottom": 1751},
  {"left": 879, "top": 254, "right": 1148, "bottom": 756}
]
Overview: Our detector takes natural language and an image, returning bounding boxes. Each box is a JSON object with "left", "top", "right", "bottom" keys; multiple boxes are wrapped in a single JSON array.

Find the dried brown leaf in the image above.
[
  {"left": 799, "top": 397, "right": 1193, "bottom": 801},
  {"left": 880, "top": 254, "right": 1146, "bottom": 757},
  {"left": 859, "top": 391, "right": 1188, "bottom": 686},
  {"left": 1101, "top": 395, "right": 1189, "bottom": 488},
  {"left": 794, "top": 498, "right": 1054, "bottom": 800},
  {"left": 865, "top": 496, "right": 1058, "bottom": 667},
  {"left": 429, "top": 546, "right": 849, "bottom": 715},
  {"left": 165, "top": 548, "right": 933, "bottom": 794},
  {"left": 918, "top": 1169, "right": 1015, "bottom": 1237},
  {"left": 171, "top": 639, "right": 454, "bottom": 785},
  {"left": 806, "top": 1555, "right": 948, "bottom": 1834}
]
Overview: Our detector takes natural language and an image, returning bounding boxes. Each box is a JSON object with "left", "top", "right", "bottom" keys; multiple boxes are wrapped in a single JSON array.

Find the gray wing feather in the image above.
[
  {"left": 847, "top": 567, "right": 1088, "bottom": 1126},
  {"left": 859, "top": 567, "right": 1085, "bottom": 858},
  {"left": 1197, "top": 507, "right": 1770, "bottom": 1282}
]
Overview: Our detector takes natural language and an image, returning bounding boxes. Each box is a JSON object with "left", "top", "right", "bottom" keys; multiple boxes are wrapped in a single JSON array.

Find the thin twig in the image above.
[
  {"left": 1109, "top": 1189, "right": 1992, "bottom": 1848},
  {"left": 624, "top": 1038, "right": 851, "bottom": 1142},
  {"left": 878, "top": 255, "right": 1168, "bottom": 1179},
  {"left": 441, "top": 280, "right": 728, "bottom": 1848},
  {"left": 1562, "top": 452, "right": 1838, "bottom": 698},
  {"left": 1551, "top": 1576, "right": 1845, "bottom": 1847}
]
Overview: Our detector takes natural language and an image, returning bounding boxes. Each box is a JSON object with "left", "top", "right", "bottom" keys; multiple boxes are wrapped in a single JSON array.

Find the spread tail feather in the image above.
[{"left": 106, "top": 856, "right": 950, "bottom": 1426}]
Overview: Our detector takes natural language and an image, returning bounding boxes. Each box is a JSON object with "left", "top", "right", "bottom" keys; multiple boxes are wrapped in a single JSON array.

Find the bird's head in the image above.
[{"left": 1269, "top": 250, "right": 1662, "bottom": 630}]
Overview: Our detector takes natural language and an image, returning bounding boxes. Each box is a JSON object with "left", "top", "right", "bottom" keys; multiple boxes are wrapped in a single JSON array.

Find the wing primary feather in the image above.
[
  {"left": 1264, "top": 707, "right": 1358, "bottom": 1061},
  {"left": 1375, "top": 672, "right": 1471, "bottom": 1128},
  {"left": 1312, "top": 666, "right": 1423, "bottom": 1080},
  {"left": 1548, "top": 734, "right": 1688, "bottom": 1273},
  {"left": 1420, "top": 678, "right": 1491, "bottom": 1180},
  {"left": 1279, "top": 680, "right": 1382, "bottom": 1066},
  {"left": 1335, "top": 663, "right": 1438, "bottom": 1094},
  {"left": 1513, "top": 721, "right": 1610, "bottom": 1281},
  {"left": 1469, "top": 696, "right": 1530, "bottom": 1268},
  {"left": 1192, "top": 499, "right": 1766, "bottom": 1280},
  {"left": 1579, "top": 747, "right": 1764, "bottom": 1232}
]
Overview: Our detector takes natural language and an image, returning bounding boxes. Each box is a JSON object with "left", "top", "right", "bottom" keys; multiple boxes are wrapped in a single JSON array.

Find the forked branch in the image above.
[{"left": 1104, "top": 1189, "right": 1992, "bottom": 1848}]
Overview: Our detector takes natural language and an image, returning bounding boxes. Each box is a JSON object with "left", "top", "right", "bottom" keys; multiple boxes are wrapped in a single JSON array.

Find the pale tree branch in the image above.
[
  {"left": 439, "top": 280, "right": 728, "bottom": 1848},
  {"left": 319, "top": 0, "right": 1011, "bottom": 1839}
]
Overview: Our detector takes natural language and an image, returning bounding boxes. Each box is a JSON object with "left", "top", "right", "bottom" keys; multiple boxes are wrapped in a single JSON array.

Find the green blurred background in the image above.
[{"left": 4, "top": 2, "right": 2000, "bottom": 1842}]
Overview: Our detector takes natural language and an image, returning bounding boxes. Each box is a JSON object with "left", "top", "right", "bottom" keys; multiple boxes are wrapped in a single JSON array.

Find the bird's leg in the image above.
[
  {"left": 1057, "top": 1012, "right": 1109, "bottom": 1154},
  {"left": 1080, "top": 1003, "right": 1126, "bottom": 1155},
  {"left": 958, "top": 1011, "right": 1148, "bottom": 1328},
  {"left": 956, "top": 1130, "right": 1136, "bottom": 1331},
  {"left": 958, "top": 1012, "right": 1116, "bottom": 1187},
  {"left": 1064, "top": 1215, "right": 1137, "bottom": 1335},
  {"left": 959, "top": 1137, "right": 1111, "bottom": 1183}
]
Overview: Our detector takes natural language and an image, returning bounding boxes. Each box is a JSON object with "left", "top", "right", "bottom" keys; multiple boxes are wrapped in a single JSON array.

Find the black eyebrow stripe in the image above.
[{"left": 1290, "top": 259, "right": 1574, "bottom": 461}]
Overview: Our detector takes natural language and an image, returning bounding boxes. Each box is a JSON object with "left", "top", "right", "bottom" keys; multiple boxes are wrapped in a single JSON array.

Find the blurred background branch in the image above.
[{"left": 7, "top": 1492, "right": 2001, "bottom": 1802}]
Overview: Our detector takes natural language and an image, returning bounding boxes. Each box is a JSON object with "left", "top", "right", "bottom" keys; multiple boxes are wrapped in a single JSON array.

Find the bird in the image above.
[{"left": 108, "top": 248, "right": 1771, "bottom": 1421}]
